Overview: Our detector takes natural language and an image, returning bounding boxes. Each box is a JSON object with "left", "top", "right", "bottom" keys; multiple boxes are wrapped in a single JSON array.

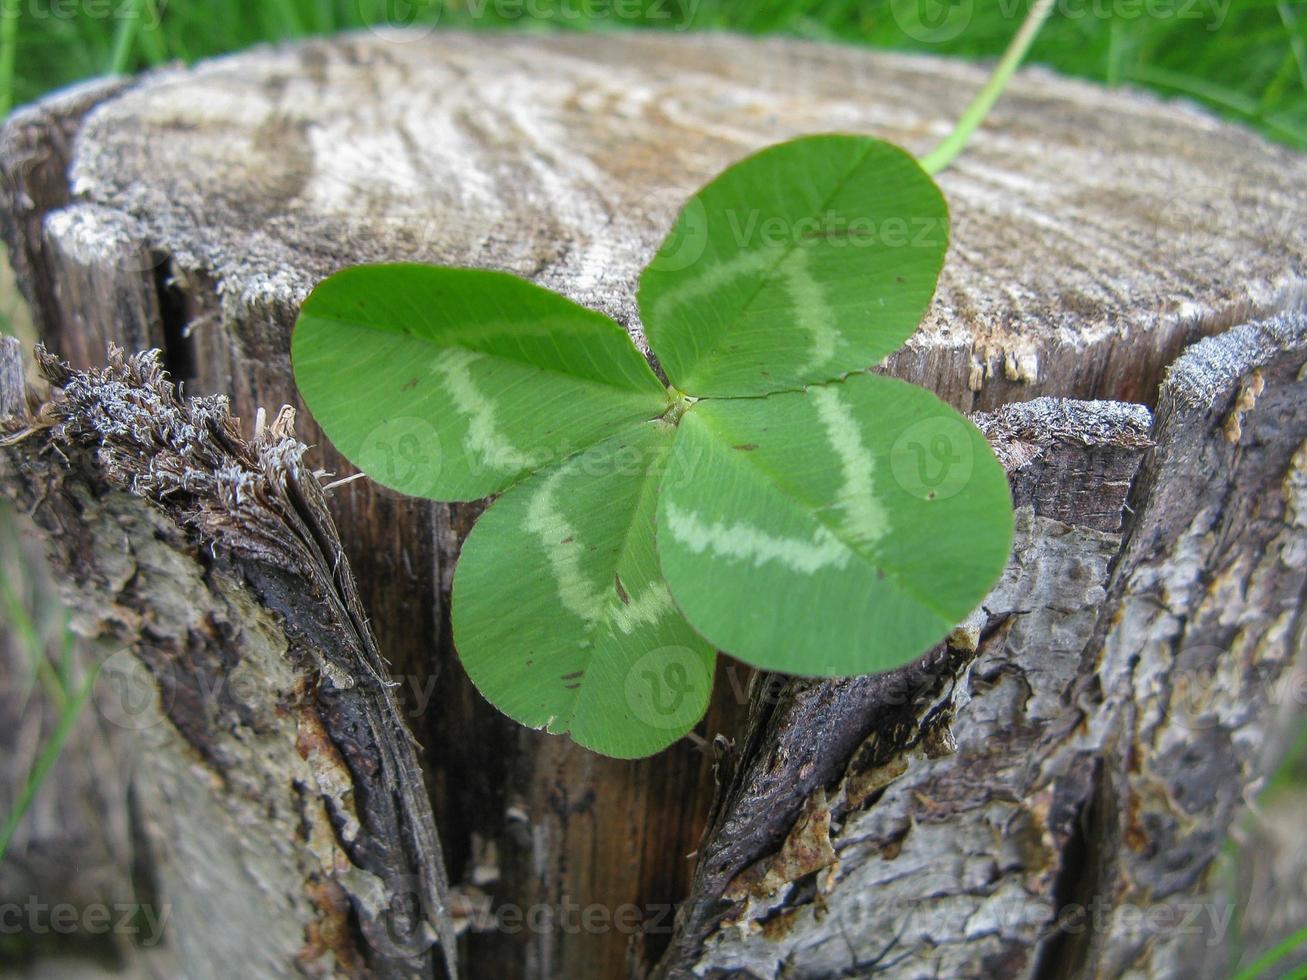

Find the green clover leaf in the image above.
[
  {"left": 639, "top": 135, "right": 948, "bottom": 396},
  {"left": 292, "top": 135, "right": 1014, "bottom": 758},
  {"left": 452, "top": 421, "right": 715, "bottom": 759},
  {"left": 655, "top": 374, "right": 1012, "bottom": 676},
  {"left": 292, "top": 264, "right": 669, "bottom": 501}
]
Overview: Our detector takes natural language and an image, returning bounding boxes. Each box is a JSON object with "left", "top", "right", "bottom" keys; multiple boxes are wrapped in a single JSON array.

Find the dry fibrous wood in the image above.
[
  {"left": 0, "top": 341, "right": 457, "bottom": 979},
  {"left": 1, "top": 29, "right": 1305, "bottom": 980}
]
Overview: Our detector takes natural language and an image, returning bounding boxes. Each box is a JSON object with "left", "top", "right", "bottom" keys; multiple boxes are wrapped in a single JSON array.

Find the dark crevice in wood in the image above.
[
  {"left": 124, "top": 777, "right": 165, "bottom": 949},
  {"left": 1105, "top": 287, "right": 1300, "bottom": 413},
  {"left": 653, "top": 643, "right": 976, "bottom": 980},
  {"left": 152, "top": 256, "right": 196, "bottom": 387},
  {"left": 1031, "top": 756, "right": 1106, "bottom": 980}
]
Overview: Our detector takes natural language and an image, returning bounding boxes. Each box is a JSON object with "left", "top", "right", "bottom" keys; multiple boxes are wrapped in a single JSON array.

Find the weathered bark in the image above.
[
  {"left": 657, "top": 309, "right": 1307, "bottom": 978},
  {"left": 1, "top": 29, "right": 1304, "bottom": 980},
  {"left": 0, "top": 339, "right": 457, "bottom": 979}
]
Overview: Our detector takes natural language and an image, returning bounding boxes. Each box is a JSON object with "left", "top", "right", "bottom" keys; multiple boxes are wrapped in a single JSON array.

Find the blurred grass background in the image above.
[
  {"left": 0, "top": 0, "right": 1303, "bottom": 146},
  {"left": 0, "top": 0, "right": 1305, "bottom": 975}
]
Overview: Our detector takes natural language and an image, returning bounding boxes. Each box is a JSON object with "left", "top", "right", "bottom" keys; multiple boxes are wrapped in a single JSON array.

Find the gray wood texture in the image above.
[
  {"left": 1, "top": 28, "right": 1305, "bottom": 980},
  {"left": 1, "top": 342, "right": 457, "bottom": 979}
]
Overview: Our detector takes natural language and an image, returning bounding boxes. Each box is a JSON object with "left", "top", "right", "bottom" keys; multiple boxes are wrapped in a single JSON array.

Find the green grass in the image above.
[
  {"left": 0, "top": 501, "right": 100, "bottom": 867},
  {"left": 1234, "top": 921, "right": 1307, "bottom": 980},
  {"left": 0, "top": 0, "right": 1302, "bottom": 146},
  {"left": 1225, "top": 720, "right": 1307, "bottom": 978}
]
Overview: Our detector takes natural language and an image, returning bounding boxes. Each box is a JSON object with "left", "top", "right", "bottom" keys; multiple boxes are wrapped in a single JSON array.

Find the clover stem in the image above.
[
  {"left": 663, "top": 389, "right": 698, "bottom": 425},
  {"left": 919, "top": 0, "right": 1057, "bottom": 176}
]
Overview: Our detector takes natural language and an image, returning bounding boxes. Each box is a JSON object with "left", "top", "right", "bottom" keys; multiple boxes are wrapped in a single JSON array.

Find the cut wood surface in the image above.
[{"left": 1, "top": 28, "right": 1305, "bottom": 980}]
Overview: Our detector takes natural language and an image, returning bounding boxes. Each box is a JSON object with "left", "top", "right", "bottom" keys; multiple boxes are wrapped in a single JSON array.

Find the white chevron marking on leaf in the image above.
[
  {"left": 811, "top": 385, "right": 890, "bottom": 549},
  {"left": 525, "top": 458, "right": 673, "bottom": 637},
  {"left": 784, "top": 248, "right": 841, "bottom": 373},
  {"left": 524, "top": 465, "right": 605, "bottom": 625},
  {"left": 664, "top": 502, "right": 850, "bottom": 574},
  {"left": 650, "top": 244, "right": 784, "bottom": 323},
  {"left": 609, "top": 580, "right": 674, "bottom": 635},
  {"left": 433, "top": 347, "right": 533, "bottom": 472}
]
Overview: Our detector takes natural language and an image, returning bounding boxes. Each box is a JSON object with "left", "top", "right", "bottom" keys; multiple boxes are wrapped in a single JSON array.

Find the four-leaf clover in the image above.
[{"left": 292, "top": 134, "right": 1015, "bottom": 758}]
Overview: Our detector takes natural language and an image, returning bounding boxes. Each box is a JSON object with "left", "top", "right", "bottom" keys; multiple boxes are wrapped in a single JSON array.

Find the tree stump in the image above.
[{"left": 2, "top": 29, "right": 1306, "bottom": 980}]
